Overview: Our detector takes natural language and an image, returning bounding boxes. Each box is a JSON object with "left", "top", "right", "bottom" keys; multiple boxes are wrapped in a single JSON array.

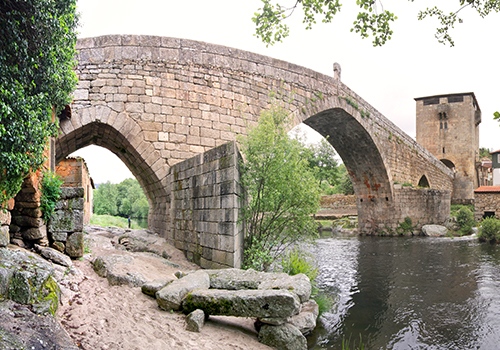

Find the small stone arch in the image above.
[{"left": 418, "top": 175, "right": 430, "bottom": 188}]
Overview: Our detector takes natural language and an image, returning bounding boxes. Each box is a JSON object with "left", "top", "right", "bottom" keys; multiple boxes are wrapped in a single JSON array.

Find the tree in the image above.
[
  {"left": 253, "top": 0, "right": 500, "bottom": 47},
  {"left": 93, "top": 182, "right": 118, "bottom": 216},
  {"left": 0, "top": 0, "right": 78, "bottom": 207},
  {"left": 306, "top": 138, "right": 340, "bottom": 187},
  {"left": 337, "top": 165, "right": 354, "bottom": 195},
  {"left": 239, "top": 102, "right": 321, "bottom": 271},
  {"left": 494, "top": 111, "right": 499, "bottom": 125},
  {"left": 480, "top": 147, "right": 491, "bottom": 159}
]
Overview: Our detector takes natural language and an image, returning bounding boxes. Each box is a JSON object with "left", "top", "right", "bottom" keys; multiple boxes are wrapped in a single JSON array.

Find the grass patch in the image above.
[{"left": 90, "top": 214, "right": 144, "bottom": 229}]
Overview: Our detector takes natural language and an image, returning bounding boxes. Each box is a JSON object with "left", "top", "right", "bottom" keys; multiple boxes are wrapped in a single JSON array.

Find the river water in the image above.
[{"left": 306, "top": 235, "right": 500, "bottom": 349}]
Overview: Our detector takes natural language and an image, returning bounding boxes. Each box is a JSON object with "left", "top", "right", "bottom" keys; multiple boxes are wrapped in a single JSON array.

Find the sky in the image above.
[{"left": 71, "top": 0, "right": 500, "bottom": 184}]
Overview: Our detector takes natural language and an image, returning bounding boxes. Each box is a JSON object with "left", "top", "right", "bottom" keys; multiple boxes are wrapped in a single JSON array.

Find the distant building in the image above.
[
  {"left": 479, "top": 158, "right": 493, "bottom": 186},
  {"left": 491, "top": 149, "right": 500, "bottom": 186},
  {"left": 474, "top": 186, "right": 500, "bottom": 220},
  {"left": 55, "top": 157, "right": 94, "bottom": 224},
  {"left": 415, "top": 92, "right": 481, "bottom": 205}
]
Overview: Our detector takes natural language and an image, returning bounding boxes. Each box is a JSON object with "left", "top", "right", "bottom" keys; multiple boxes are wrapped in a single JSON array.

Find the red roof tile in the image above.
[
  {"left": 491, "top": 149, "right": 500, "bottom": 154},
  {"left": 475, "top": 186, "right": 500, "bottom": 193}
]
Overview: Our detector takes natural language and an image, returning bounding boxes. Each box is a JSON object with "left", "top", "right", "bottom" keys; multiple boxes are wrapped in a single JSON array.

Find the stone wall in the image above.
[
  {"left": 47, "top": 187, "right": 85, "bottom": 258},
  {"left": 0, "top": 199, "right": 14, "bottom": 247},
  {"left": 474, "top": 191, "right": 500, "bottom": 220},
  {"left": 393, "top": 188, "right": 451, "bottom": 230},
  {"left": 56, "top": 158, "right": 94, "bottom": 224},
  {"left": 169, "top": 142, "right": 243, "bottom": 268},
  {"left": 319, "top": 195, "right": 356, "bottom": 209}
]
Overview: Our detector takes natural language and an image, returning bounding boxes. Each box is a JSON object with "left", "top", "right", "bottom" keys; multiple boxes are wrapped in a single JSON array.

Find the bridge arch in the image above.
[
  {"left": 56, "top": 105, "right": 170, "bottom": 230},
  {"left": 68, "top": 35, "right": 454, "bottom": 236}
]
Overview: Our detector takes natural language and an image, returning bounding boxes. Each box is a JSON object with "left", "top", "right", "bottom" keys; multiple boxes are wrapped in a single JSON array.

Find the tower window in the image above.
[
  {"left": 440, "top": 122, "right": 443, "bottom": 129},
  {"left": 444, "top": 122, "right": 448, "bottom": 129},
  {"left": 443, "top": 147, "right": 446, "bottom": 153}
]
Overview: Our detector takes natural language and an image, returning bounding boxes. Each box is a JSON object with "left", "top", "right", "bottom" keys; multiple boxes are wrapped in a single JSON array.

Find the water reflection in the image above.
[{"left": 307, "top": 236, "right": 500, "bottom": 349}]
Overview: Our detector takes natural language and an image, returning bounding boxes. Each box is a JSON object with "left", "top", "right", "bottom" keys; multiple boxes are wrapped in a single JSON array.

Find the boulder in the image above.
[
  {"left": 156, "top": 270, "right": 210, "bottom": 311},
  {"left": 182, "top": 289, "right": 301, "bottom": 319},
  {"left": 91, "top": 254, "right": 146, "bottom": 287},
  {"left": 0, "top": 300, "right": 79, "bottom": 350},
  {"left": 141, "top": 278, "right": 175, "bottom": 297},
  {"left": 66, "top": 231, "right": 84, "bottom": 258},
  {"left": 186, "top": 309, "right": 205, "bottom": 332},
  {"left": 21, "top": 225, "right": 47, "bottom": 240},
  {"left": 0, "top": 226, "right": 9, "bottom": 247},
  {"left": 287, "top": 299, "right": 318, "bottom": 335},
  {"left": 258, "top": 323, "right": 307, "bottom": 350},
  {"left": 259, "top": 273, "right": 311, "bottom": 303},
  {"left": 421, "top": 224, "right": 448, "bottom": 237},
  {"left": 35, "top": 245, "right": 73, "bottom": 267}
]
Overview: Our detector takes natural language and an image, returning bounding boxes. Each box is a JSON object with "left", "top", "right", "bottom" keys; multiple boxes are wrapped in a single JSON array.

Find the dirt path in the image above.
[{"left": 57, "top": 225, "right": 271, "bottom": 350}]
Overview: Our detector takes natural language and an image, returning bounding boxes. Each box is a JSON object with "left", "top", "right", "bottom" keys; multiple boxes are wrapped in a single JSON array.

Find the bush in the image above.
[
  {"left": 40, "top": 172, "right": 63, "bottom": 222},
  {"left": 456, "top": 207, "right": 475, "bottom": 235},
  {"left": 281, "top": 247, "right": 318, "bottom": 281},
  {"left": 478, "top": 217, "right": 500, "bottom": 242}
]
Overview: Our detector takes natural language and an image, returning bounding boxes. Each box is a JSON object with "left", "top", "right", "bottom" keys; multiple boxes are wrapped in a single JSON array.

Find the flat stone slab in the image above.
[
  {"left": 182, "top": 289, "right": 301, "bottom": 319},
  {"left": 156, "top": 270, "right": 209, "bottom": 311},
  {"left": 205, "top": 268, "right": 311, "bottom": 303}
]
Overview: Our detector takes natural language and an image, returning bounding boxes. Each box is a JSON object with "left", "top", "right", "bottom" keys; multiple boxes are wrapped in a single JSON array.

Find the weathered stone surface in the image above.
[
  {"left": 182, "top": 289, "right": 301, "bottom": 319},
  {"left": 9, "top": 238, "right": 25, "bottom": 249},
  {"left": 91, "top": 254, "right": 146, "bottom": 287},
  {"left": 12, "top": 215, "right": 44, "bottom": 228},
  {"left": 14, "top": 201, "right": 40, "bottom": 209},
  {"left": 186, "top": 309, "right": 205, "bottom": 332},
  {"left": 258, "top": 317, "right": 287, "bottom": 326},
  {"left": 60, "top": 187, "right": 85, "bottom": 199},
  {"left": 8, "top": 224, "right": 20, "bottom": 234},
  {"left": 66, "top": 231, "right": 84, "bottom": 258},
  {"left": 0, "top": 226, "right": 9, "bottom": 247},
  {"left": 141, "top": 278, "right": 175, "bottom": 297},
  {"left": 156, "top": 270, "right": 210, "bottom": 311},
  {"left": 206, "top": 269, "right": 311, "bottom": 303},
  {"left": 49, "top": 210, "right": 83, "bottom": 233},
  {"left": 51, "top": 230, "right": 68, "bottom": 242},
  {"left": 51, "top": 241, "right": 65, "bottom": 252},
  {"left": 22, "top": 224, "right": 47, "bottom": 240},
  {"left": 19, "top": 208, "right": 43, "bottom": 218},
  {"left": 0, "top": 300, "right": 78, "bottom": 350},
  {"left": 287, "top": 300, "right": 318, "bottom": 335},
  {"left": 0, "top": 210, "right": 11, "bottom": 225},
  {"left": 0, "top": 248, "right": 60, "bottom": 314},
  {"left": 258, "top": 323, "right": 307, "bottom": 350},
  {"left": 444, "top": 217, "right": 460, "bottom": 231},
  {"left": 421, "top": 224, "right": 449, "bottom": 237},
  {"left": 35, "top": 245, "right": 73, "bottom": 267}
]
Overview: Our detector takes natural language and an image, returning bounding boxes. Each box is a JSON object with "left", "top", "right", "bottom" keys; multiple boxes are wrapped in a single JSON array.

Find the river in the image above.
[{"left": 306, "top": 235, "right": 500, "bottom": 349}]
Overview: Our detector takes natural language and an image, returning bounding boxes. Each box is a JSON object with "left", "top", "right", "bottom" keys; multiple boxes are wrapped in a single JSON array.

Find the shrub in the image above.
[
  {"left": 40, "top": 172, "right": 63, "bottom": 222},
  {"left": 478, "top": 217, "right": 500, "bottom": 242},
  {"left": 456, "top": 207, "right": 475, "bottom": 235},
  {"left": 281, "top": 247, "right": 318, "bottom": 281}
]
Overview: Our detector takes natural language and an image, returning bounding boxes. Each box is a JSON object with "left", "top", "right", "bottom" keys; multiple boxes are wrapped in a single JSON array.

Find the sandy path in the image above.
[{"left": 57, "top": 226, "right": 271, "bottom": 350}]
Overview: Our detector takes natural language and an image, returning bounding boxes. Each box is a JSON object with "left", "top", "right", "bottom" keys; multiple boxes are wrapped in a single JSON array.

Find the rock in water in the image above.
[
  {"left": 258, "top": 323, "right": 307, "bottom": 350},
  {"left": 186, "top": 309, "right": 205, "bottom": 332},
  {"left": 287, "top": 299, "right": 319, "bottom": 335},
  {"left": 421, "top": 224, "right": 448, "bottom": 237}
]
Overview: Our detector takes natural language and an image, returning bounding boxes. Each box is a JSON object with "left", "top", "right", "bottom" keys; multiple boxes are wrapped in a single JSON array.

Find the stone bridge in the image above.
[{"left": 57, "top": 35, "right": 454, "bottom": 245}]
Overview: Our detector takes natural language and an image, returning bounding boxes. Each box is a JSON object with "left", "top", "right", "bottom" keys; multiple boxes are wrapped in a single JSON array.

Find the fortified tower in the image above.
[{"left": 415, "top": 93, "right": 481, "bottom": 204}]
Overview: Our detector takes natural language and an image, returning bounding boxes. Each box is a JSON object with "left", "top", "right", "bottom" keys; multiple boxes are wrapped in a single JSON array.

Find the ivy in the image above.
[
  {"left": 40, "top": 172, "right": 63, "bottom": 222},
  {"left": 0, "top": 0, "right": 78, "bottom": 207}
]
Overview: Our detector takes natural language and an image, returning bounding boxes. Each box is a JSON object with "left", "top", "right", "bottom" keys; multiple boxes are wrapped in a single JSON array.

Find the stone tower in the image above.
[{"left": 415, "top": 93, "right": 481, "bottom": 204}]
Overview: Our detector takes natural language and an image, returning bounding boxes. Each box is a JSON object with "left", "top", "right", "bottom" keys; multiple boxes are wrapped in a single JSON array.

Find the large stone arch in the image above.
[
  {"left": 68, "top": 35, "right": 455, "bottom": 236},
  {"left": 56, "top": 105, "right": 170, "bottom": 231}
]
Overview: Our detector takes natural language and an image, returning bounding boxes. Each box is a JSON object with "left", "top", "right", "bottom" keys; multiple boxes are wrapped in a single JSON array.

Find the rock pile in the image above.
[{"left": 151, "top": 268, "right": 318, "bottom": 350}]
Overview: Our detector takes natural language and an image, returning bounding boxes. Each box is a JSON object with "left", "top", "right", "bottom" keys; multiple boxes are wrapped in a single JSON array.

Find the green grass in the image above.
[{"left": 90, "top": 214, "right": 145, "bottom": 229}]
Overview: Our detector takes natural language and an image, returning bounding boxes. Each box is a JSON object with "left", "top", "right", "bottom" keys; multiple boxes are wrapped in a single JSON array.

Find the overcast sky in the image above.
[{"left": 71, "top": 0, "right": 500, "bottom": 184}]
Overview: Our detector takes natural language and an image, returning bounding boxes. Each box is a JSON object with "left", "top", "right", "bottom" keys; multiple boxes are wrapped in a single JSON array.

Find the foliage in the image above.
[
  {"left": 396, "top": 217, "right": 418, "bottom": 235},
  {"left": 451, "top": 204, "right": 474, "bottom": 217},
  {"left": 456, "top": 206, "right": 475, "bottom": 235},
  {"left": 252, "top": 0, "right": 500, "bottom": 47},
  {"left": 239, "top": 102, "right": 321, "bottom": 271},
  {"left": 281, "top": 247, "right": 318, "bottom": 281},
  {"left": 479, "top": 147, "right": 492, "bottom": 159},
  {"left": 0, "top": 0, "right": 78, "bottom": 207},
  {"left": 93, "top": 179, "right": 149, "bottom": 219},
  {"left": 90, "top": 214, "right": 144, "bottom": 229},
  {"left": 313, "top": 293, "right": 334, "bottom": 318},
  {"left": 494, "top": 111, "right": 499, "bottom": 124},
  {"left": 305, "top": 138, "right": 341, "bottom": 189},
  {"left": 40, "top": 172, "right": 63, "bottom": 222},
  {"left": 338, "top": 167, "right": 354, "bottom": 195},
  {"left": 478, "top": 217, "right": 500, "bottom": 242}
]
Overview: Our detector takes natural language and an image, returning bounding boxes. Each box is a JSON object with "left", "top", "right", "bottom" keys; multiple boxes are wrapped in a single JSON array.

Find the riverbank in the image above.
[{"left": 57, "top": 225, "right": 272, "bottom": 350}]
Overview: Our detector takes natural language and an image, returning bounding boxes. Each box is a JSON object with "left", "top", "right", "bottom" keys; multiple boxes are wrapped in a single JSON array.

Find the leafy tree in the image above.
[
  {"left": 253, "top": 0, "right": 500, "bottom": 47},
  {"left": 239, "top": 102, "right": 321, "bottom": 271},
  {"left": 337, "top": 165, "right": 354, "bottom": 195},
  {"left": 0, "top": 0, "right": 78, "bottom": 207},
  {"left": 494, "top": 111, "right": 499, "bottom": 125},
  {"left": 93, "top": 182, "right": 118, "bottom": 216},
  {"left": 479, "top": 147, "right": 492, "bottom": 159},
  {"left": 306, "top": 138, "right": 340, "bottom": 187},
  {"left": 132, "top": 197, "right": 149, "bottom": 219}
]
